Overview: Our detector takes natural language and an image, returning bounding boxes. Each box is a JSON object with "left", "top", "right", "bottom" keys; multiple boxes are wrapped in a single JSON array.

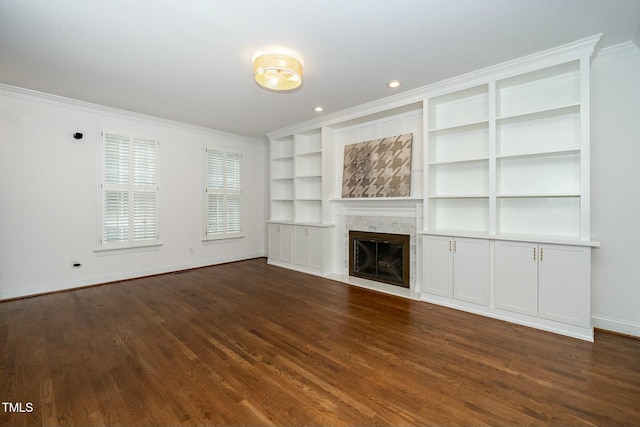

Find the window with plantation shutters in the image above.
[
  {"left": 205, "top": 147, "right": 242, "bottom": 239},
  {"left": 99, "top": 130, "right": 159, "bottom": 249}
]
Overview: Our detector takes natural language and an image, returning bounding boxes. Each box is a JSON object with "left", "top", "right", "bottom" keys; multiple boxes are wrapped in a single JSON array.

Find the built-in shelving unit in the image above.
[
  {"left": 270, "top": 135, "right": 294, "bottom": 222},
  {"left": 296, "top": 131, "right": 322, "bottom": 224},
  {"left": 269, "top": 130, "right": 325, "bottom": 224},
  {"left": 268, "top": 128, "right": 334, "bottom": 276},
  {"left": 424, "top": 57, "right": 592, "bottom": 244},
  {"left": 494, "top": 60, "right": 584, "bottom": 240},
  {"left": 420, "top": 36, "right": 599, "bottom": 341},
  {"left": 426, "top": 84, "right": 490, "bottom": 234},
  {"left": 266, "top": 35, "right": 601, "bottom": 340}
]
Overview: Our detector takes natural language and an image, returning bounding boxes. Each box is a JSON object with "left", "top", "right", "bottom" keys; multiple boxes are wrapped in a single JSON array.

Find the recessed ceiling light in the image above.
[
  {"left": 313, "top": 106, "right": 324, "bottom": 112},
  {"left": 387, "top": 80, "right": 401, "bottom": 88}
]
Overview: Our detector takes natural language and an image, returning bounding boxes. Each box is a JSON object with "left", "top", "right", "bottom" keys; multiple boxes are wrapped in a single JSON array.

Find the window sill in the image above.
[
  {"left": 94, "top": 242, "right": 163, "bottom": 256},
  {"left": 202, "top": 234, "right": 244, "bottom": 243}
]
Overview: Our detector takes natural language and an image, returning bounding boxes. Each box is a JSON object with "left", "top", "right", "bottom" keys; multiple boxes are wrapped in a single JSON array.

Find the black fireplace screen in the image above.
[{"left": 349, "top": 231, "right": 410, "bottom": 288}]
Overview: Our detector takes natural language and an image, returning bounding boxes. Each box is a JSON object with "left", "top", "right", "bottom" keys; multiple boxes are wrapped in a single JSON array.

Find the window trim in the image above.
[
  {"left": 97, "top": 127, "right": 160, "bottom": 251},
  {"left": 203, "top": 145, "right": 243, "bottom": 241}
]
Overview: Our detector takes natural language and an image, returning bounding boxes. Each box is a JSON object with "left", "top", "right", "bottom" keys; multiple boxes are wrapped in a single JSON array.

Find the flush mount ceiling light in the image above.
[
  {"left": 253, "top": 49, "right": 303, "bottom": 91},
  {"left": 387, "top": 80, "right": 401, "bottom": 88}
]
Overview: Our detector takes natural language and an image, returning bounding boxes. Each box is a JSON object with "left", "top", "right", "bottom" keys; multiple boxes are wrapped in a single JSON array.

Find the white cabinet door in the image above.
[
  {"left": 495, "top": 240, "right": 538, "bottom": 316},
  {"left": 268, "top": 224, "right": 281, "bottom": 260},
  {"left": 453, "top": 238, "right": 490, "bottom": 306},
  {"left": 293, "top": 226, "right": 309, "bottom": 266},
  {"left": 293, "top": 225, "right": 324, "bottom": 271},
  {"left": 281, "top": 225, "right": 292, "bottom": 263},
  {"left": 538, "top": 244, "right": 591, "bottom": 327},
  {"left": 268, "top": 224, "right": 292, "bottom": 263},
  {"left": 307, "top": 226, "right": 324, "bottom": 270},
  {"left": 423, "top": 235, "right": 454, "bottom": 297}
]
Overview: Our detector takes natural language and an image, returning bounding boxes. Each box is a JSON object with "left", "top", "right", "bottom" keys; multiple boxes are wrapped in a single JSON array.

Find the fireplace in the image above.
[{"left": 349, "top": 231, "right": 410, "bottom": 288}]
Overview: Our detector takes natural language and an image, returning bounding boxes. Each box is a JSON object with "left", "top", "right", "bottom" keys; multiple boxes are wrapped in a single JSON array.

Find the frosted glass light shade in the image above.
[{"left": 253, "top": 53, "right": 303, "bottom": 91}]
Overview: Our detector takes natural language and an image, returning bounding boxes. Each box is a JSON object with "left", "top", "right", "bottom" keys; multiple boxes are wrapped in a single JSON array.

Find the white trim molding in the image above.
[
  {"left": 592, "top": 315, "right": 640, "bottom": 338},
  {"left": 592, "top": 41, "right": 640, "bottom": 66},
  {"left": 0, "top": 83, "right": 264, "bottom": 146}
]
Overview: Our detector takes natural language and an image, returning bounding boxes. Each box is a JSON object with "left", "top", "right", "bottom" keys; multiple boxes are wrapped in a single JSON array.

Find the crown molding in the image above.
[
  {"left": 267, "top": 34, "right": 602, "bottom": 140},
  {"left": 592, "top": 41, "right": 640, "bottom": 66},
  {"left": 0, "top": 83, "right": 264, "bottom": 146}
]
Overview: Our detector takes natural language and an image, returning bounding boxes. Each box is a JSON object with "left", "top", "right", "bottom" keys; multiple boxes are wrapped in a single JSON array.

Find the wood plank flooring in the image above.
[{"left": 1, "top": 257, "right": 639, "bottom": 426}]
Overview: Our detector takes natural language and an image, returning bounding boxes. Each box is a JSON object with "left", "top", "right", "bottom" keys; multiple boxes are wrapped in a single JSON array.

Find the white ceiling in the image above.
[{"left": 1, "top": 0, "right": 639, "bottom": 139}]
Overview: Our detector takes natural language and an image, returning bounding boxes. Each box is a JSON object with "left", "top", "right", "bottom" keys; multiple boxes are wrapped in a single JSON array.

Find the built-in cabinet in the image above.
[
  {"left": 420, "top": 37, "right": 599, "bottom": 341},
  {"left": 293, "top": 226, "right": 325, "bottom": 270},
  {"left": 268, "top": 129, "right": 334, "bottom": 275},
  {"left": 494, "top": 240, "right": 591, "bottom": 327},
  {"left": 268, "top": 223, "right": 292, "bottom": 264},
  {"left": 267, "top": 35, "right": 600, "bottom": 340},
  {"left": 268, "top": 222, "right": 332, "bottom": 275},
  {"left": 423, "top": 236, "right": 489, "bottom": 305},
  {"left": 536, "top": 244, "right": 591, "bottom": 327}
]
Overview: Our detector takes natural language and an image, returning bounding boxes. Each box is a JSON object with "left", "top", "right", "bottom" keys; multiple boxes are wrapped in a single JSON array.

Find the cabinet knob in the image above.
[
  {"left": 533, "top": 247, "right": 536, "bottom": 261},
  {"left": 540, "top": 247, "right": 543, "bottom": 262}
]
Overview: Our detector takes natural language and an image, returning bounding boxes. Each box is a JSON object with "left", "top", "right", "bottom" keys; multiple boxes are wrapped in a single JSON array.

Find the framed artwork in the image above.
[{"left": 342, "top": 133, "right": 412, "bottom": 198}]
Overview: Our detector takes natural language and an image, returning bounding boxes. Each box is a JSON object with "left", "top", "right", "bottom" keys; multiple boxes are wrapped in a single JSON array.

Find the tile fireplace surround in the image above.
[{"left": 329, "top": 201, "right": 422, "bottom": 299}]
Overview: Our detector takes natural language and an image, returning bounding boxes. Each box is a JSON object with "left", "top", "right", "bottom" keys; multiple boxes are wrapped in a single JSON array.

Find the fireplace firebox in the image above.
[{"left": 349, "top": 231, "right": 410, "bottom": 288}]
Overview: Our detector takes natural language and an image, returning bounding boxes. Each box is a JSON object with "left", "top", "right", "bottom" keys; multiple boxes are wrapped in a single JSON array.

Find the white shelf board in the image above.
[
  {"left": 266, "top": 220, "right": 335, "bottom": 228},
  {"left": 428, "top": 194, "right": 490, "bottom": 199},
  {"left": 419, "top": 229, "right": 600, "bottom": 247},
  {"left": 331, "top": 197, "right": 422, "bottom": 202},
  {"left": 429, "top": 156, "right": 490, "bottom": 166},
  {"left": 497, "top": 193, "right": 580, "bottom": 198},
  {"left": 496, "top": 148, "right": 580, "bottom": 160},
  {"left": 496, "top": 102, "right": 580, "bottom": 122},
  {"left": 427, "top": 118, "right": 489, "bottom": 133},
  {"left": 295, "top": 150, "right": 322, "bottom": 157}
]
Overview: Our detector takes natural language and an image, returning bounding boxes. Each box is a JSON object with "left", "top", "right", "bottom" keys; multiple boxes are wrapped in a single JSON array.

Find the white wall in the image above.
[
  {"left": 591, "top": 42, "right": 640, "bottom": 336},
  {"left": 0, "top": 86, "right": 267, "bottom": 300}
]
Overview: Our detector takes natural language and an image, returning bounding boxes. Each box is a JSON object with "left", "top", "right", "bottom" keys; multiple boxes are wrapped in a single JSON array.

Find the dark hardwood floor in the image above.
[{"left": 1, "top": 258, "right": 639, "bottom": 426}]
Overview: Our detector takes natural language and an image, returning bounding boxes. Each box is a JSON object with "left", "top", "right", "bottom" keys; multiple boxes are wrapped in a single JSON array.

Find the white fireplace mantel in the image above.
[{"left": 331, "top": 198, "right": 423, "bottom": 218}]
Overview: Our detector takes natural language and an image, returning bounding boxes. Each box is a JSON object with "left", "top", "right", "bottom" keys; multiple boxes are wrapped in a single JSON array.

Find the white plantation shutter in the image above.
[
  {"left": 205, "top": 147, "right": 242, "bottom": 238},
  {"left": 133, "top": 191, "right": 156, "bottom": 240},
  {"left": 133, "top": 137, "right": 158, "bottom": 241},
  {"left": 225, "top": 151, "right": 241, "bottom": 234},
  {"left": 104, "top": 132, "right": 130, "bottom": 243},
  {"left": 100, "top": 130, "right": 159, "bottom": 248},
  {"left": 208, "top": 149, "right": 224, "bottom": 189},
  {"left": 207, "top": 193, "right": 225, "bottom": 234},
  {"left": 104, "top": 191, "right": 129, "bottom": 243}
]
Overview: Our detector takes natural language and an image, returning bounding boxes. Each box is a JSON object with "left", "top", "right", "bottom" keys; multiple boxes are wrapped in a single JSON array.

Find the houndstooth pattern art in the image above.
[{"left": 342, "top": 133, "right": 412, "bottom": 198}]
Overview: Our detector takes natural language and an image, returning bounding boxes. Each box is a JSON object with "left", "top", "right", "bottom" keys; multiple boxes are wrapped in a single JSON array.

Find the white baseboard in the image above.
[
  {"left": 266, "top": 259, "right": 328, "bottom": 278},
  {"left": 421, "top": 294, "right": 594, "bottom": 342},
  {"left": 0, "top": 253, "right": 265, "bottom": 301},
  {"left": 592, "top": 315, "right": 640, "bottom": 338}
]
